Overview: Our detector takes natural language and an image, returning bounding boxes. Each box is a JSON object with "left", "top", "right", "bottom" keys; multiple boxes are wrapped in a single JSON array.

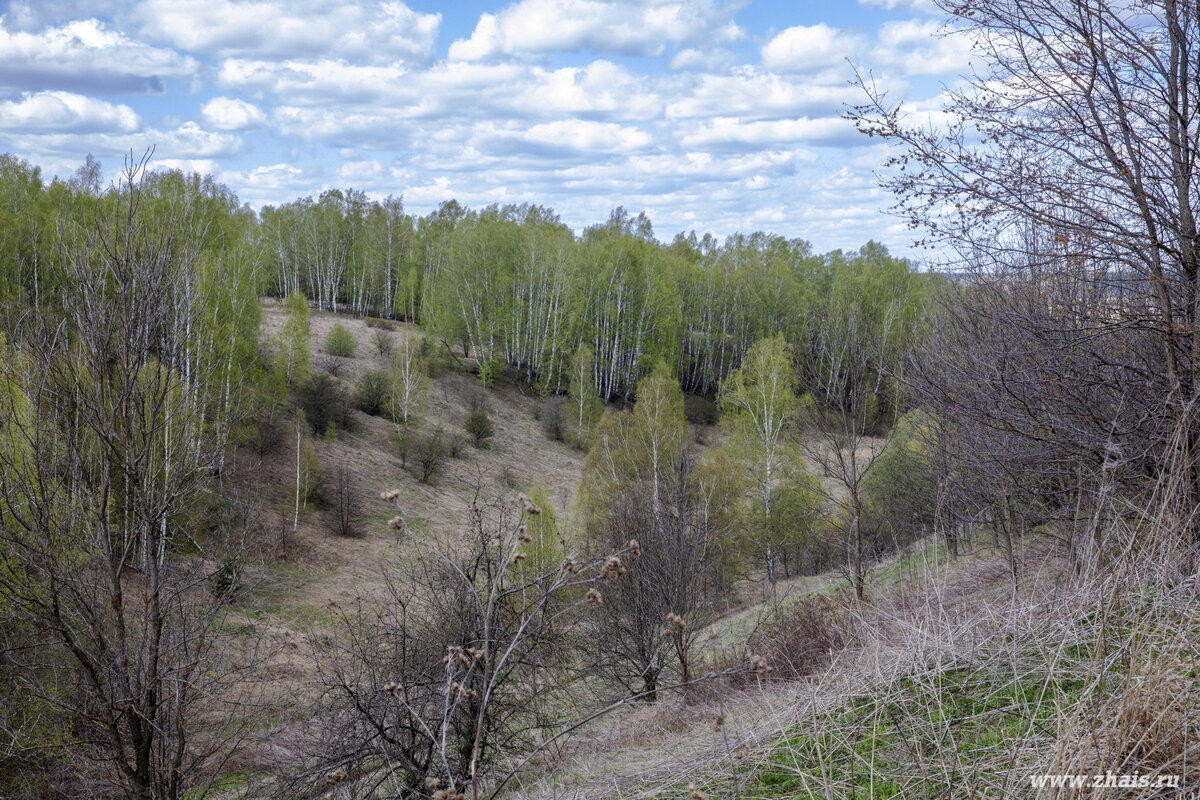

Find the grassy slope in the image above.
[{"left": 218, "top": 304, "right": 1200, "bottom": 798}]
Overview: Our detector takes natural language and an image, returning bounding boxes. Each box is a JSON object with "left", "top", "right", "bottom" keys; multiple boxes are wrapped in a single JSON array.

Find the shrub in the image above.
[
  {"left": 540, "top": 396, "right": 565, "bottom": 441},
  {"left": 446, "top": 433, "right": 467, "bottom": 459},
  {"left": 740, "top": 593, "right": 847, "bottom": 684},
  {"left": 329, "top": 464, "right": 362, "bottom": 538},
  {"left": 298, "top": 373, "right": 352, "bottom": 435},
  {"left": 371, "top": 329, "right": 394, "bottom": 357},
  {"left": 465, "top": 409, "right": 494, "bottom": 448},
  {"left": 298, "top": 432, "right": 325, "bottom": 510},
  {"left": 392, "top": 428, "right": 414, "bottom": 469},
  {"left": 354, "top": 369, "right": 390, "bottom": 416},
  {"left": 324, "top": 323, "right": 357, "bottom": 357},
  {"left": 684, "top": 394, "right": 720, "bottom": 426},
  {"left": 478, "top": 359, "right": 503, "bottom": 388},
  {"left": 414, "top": 429, "right": 445, "bottom": 483},
  {"left": 315, "top": 353, "right": 345, "bottom": 377}
]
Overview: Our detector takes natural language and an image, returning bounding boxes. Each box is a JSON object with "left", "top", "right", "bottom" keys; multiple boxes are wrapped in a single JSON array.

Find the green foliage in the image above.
[
  {"left": 465, "top": 408, "right": 495, "bottom": 447},
  {"left": 478, "top": 358, "right": 503, "bottom": 388},
  {"left": 211, "top": 557, "right": 240, "bottom": 598},
  {"left": 564, "top": 343, "right": 602, "bottom": 449},
  {"left": 298, "top": 373, "right": 352, "bottom": 435},
  {"left": 523, "top": 483, "right": 563, "bottom": 578},
  {"left": 324, "top": 322, "right": 357, "bottom": 357},
  {"left": 298, "top": 430, "right": 325, "bottom": 510},
  {"left": 354, "top": 369, "right": 390, "bottom": 416},
  {"left": 862, "top": 410, "right": 939, "bottom": 549},
  {"left": 414, "top": 428, "right": 445, "bottom": 483},
  {"left": 278, "top": 292, "right": 311, "bottom": 386},
  {"left": 719, "top": 335, "right": 812, "bottom": 582},
  {"left": 579, "top": 361, "right": 687, "bottom": 533},
  {"left": 371, "top": 328, "right": 394, "bottom": 357}
]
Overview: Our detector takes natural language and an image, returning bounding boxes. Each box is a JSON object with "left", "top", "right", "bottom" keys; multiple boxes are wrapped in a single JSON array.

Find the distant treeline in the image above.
[{"left": 0, "top": 154, "right": 937, "bottom": 403}]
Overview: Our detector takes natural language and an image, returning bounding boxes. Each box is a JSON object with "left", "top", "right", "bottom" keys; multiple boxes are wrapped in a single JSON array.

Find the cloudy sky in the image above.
[{"left": 0, "top": 0, "right": 969, "bottom": 255}]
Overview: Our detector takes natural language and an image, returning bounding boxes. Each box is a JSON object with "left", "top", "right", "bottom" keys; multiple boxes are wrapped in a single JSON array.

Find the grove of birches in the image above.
[{"left": 4, "top": 2, "right": 1200, "bottom": 799}]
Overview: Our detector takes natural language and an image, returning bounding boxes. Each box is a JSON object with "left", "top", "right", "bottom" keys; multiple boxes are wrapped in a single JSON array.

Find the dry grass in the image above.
[{"left": 507, "top": 530, "right": 1200, "bottom": 800}]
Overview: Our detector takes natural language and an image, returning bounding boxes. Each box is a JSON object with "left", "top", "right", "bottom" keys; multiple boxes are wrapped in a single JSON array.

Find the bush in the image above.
[
  {"left": 447, "top": 433, "right": 467, "bottom": 459},
  {"left": 478, "top": 359, "right": 503, "bottom": 388},
  {"left": 371, "top": 329, "right": 394, "bottom": 357},
  {"left": 684, "top": 394, "right": 720, "bottom": 426},
  {"left": 465, "top": 409, "right": 495, "bottom": 448},
  {"left": 354, "top": 369, "right": 390, "bottom": 416},
  {"left": 324, "top": 323, "right": 357, "bottom": 357},
  {"left": 298, "top": 373, "right": 352, "bottom": 435},
  {"left": 392, "top": 428, "right": 414, "bottom": 469},
  {"left": 540, "top": 396, "right": 565, "bottom": 441},
  {"left": 414, "top": 429, "right": 445, "bottom": 483},
  {"left": 329, "top": 464, "right": 362, "bottom": 538},
  {"left": 741, "top": 594, "right": 847, "bottom": 684}
]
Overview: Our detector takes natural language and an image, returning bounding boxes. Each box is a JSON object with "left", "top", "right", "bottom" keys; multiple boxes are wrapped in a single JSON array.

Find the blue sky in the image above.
[{"left": 0, "top": 0, "right": 969, "bottom": 256}]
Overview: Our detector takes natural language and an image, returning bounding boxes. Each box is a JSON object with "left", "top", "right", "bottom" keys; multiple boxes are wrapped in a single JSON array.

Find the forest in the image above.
[{"left": 2, "top": 0, "right": 1200, "bottom": 798}]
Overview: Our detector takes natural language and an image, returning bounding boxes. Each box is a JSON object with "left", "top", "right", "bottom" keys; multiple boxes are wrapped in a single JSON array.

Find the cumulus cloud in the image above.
[
  {"left": 0, "top": 18, "right": 195, "bottom": 94},
  {"left": 449, "top": 0, "right": 743, "bottom": 61},
  {"left": 761, "top": 24, "right": 864, "bottom": 73},
  {"left": 680, "top": 116, "right": 862, "bottom": 150},
  {"left": 0, "top": 91, "right": 140, "bottom": 133},
  {"left": 667, "top": 68, "right": 862, "bottom": 121},
  {"left": 479, "top": 120, "right": 654, "bottom": 158},
  {"left": 137, "top": 0, "right": 440, "bottom": 63},
  {"left": 876, "top": 19, "right": 976, "bottom": 75},
  {"left": 201, "top": 96, "right": 267, "bottom": 130}
]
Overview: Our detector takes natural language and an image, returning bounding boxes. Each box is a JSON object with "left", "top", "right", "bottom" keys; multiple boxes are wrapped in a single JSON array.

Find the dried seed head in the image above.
[
  {"left": 750, "top": 654, "right": 772, "bottom": 680},
  {"left": 666, "top": 612, "right": 686, "bottom": 630},
  {"left": 383, "top": 681, "right": 401, "bottom": 697},
  {"left": 601, "top": 555, "right": 625, "bottom": 580},
  {"left": 379, "top": 488, "right": 402, "bottom": 502},
  {"left": 444, "top": 646, "right": 471, "bottom": 670},
  {"left": 714, "top": 713, "right": 725, "bottom": 732},
  {"left": 510, "top": 551, "right": 527, "bottom": 565},
  {"left": 687, "top": 783, "right": 706, "bottom": 800},
  {"left": 663, "top": 628, "right": 674, "bottom": 638},
  {"left": 467, "top": 646, "right": 486, "bottom": 661},
  {"left": 425, "top": 776, "right": 441, "bottom": 790},
  {"left": 561, "top": 557, "right": 580, "bottom": 574},
  {"left": 735, "top": 743, "right": 750, "bottom": 760},
  {"left": 323, "top": 767, "right": 349, "bottom": 786},
  {"left": 628, "top": 538, "right": 641, "bottom": 557},
  {"left": 388, "top": 515, "right": 406, "bottom": 530},
  {"left": 586, "top": 587, "right": 603, "bottom": 606},
  {"left": 517, "top": 493, "right": 542, "bottom": 516}
]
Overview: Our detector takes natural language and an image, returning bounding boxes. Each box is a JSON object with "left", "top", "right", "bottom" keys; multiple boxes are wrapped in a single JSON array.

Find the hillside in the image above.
[{"left": 199, "top": 306, "right": 1200, "bottom": 800}]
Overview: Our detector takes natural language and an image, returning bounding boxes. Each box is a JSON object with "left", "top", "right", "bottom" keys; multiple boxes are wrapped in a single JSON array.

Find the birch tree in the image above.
[{"left": 720, "top": 334, "right": 805, "bottom": 588}]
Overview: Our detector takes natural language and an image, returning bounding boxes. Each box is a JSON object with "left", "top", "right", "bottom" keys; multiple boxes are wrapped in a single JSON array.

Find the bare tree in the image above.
[
  {"left": 797, "top": 278, "right": 911, "bottom": 601},
  {"left": 852, "top": 0, "right": 1200, "bottom": 535},
  {"left": 0, "top": 153, "right": 260, "bottom": 799},
  {"left": 296, "top": 490, "right": 659, "bottom": 800}
]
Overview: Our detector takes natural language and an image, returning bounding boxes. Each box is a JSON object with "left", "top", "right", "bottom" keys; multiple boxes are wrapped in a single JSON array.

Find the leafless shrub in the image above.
[
  {"left": 329, "top": 464, "right": 362, "bottom": 538},
  {"left": 289, "top": 492, "right": 685, "bottom": 799},
  {"left": 314, "top": 353, "right": 345, "bottom": 377}
]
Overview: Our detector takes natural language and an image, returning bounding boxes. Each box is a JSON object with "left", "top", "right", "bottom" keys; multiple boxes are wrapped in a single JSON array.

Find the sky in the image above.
[{"left": 0, "top": 0, "right": 970, "bottom": 256}]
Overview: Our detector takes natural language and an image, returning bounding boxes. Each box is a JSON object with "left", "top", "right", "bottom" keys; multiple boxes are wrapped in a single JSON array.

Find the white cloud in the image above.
[
  {"left": 137, "top": 0, "right": 440, "bottom": 63},
  {"left": 680, "top": 116, "right": 860, "bottom": 150},
  {"left": 666, "top": 68, "right": 863, "bottom": 121},
  {"left": 761, "top": 24, "right": 864, "bottom": 73},
  {"left": 480, "top": 119, "right": 654, "bottom": 156},
  {"left": 0, "top": 91, "right": 140, "bottom": 133},
  {"left": 876, "top": 19, "right": 975, "bottom": 76},
  {"left": 201, "top": 96, "right": 267, "bottom": 130},
  {"left": 153, "top": 158, "right": 219, "bottom": 174},
  {"left": 449, "top": 0, "right": 743, "bottom": 61},
  {"left": 0, "top": 18, "right": 195, "bottom": 93}
]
